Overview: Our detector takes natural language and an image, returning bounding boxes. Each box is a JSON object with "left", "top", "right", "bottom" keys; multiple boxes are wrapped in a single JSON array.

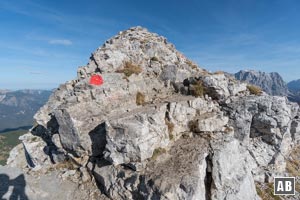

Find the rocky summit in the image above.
[{"left": 1, "top": 27, "right": 300, "bottom": 200}]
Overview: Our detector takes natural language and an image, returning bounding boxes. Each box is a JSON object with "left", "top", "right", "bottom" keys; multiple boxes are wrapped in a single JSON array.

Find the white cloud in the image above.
[{"left": 49, "top": 39, "right": 72, "bottom": 46}]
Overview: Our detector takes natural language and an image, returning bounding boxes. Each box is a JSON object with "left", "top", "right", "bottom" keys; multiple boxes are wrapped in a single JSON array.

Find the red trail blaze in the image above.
[{"left": 89, "top": 74, "right": 104, "bottom": 86}]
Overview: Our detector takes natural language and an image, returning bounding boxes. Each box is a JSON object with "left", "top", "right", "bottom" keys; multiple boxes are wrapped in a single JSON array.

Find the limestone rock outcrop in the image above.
[{"left": 2, "top": 27, "right": 300, "bottom": 200}]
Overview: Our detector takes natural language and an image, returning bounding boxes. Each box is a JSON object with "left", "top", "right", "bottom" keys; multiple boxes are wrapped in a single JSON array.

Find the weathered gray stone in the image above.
[
  {"left": 103, "top": 104, "right": 169, "bottom": 165},
  {"left": 210, "top": 135, "right": 260, "bottom": 200},
  {"left": 0, "top": 165, "right": 106, "bottom": 200},
  {"left": 223, "top": 95, "right": 300, "bottom": 182},
  {"left": 143, "top": 137, "right": 209, "bottom": 200},
  {"left": 15, "top": 133, "right": 51, "bottom": 170},
  {"left": 193, "top": 113, "right": 228, "bottom": 132},
  {"left": 167, "top": 97, "right": 219, "bottom": 137},
  {"left": 291, "top": 119, "right": 300, "bottom": 143},
  {"left": 202, "top": 74, "right": 247, "bottom": 100}
]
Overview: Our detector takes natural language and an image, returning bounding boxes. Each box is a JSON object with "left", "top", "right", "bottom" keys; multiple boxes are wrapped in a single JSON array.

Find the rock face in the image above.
[
  {"left": 223, "top": 96, "right": 299, "bottom": 180},
  {"left": 234, "top": 70, "right": 288, "bottom": 96},
  {"left": 1, "top": 27, "right": 300, "bottom": 200}
]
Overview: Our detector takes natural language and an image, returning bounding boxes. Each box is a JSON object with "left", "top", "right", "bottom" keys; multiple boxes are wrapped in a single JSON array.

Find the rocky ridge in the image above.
[{"left": 2, "top": 27, "right": 300, "bottom": 200}]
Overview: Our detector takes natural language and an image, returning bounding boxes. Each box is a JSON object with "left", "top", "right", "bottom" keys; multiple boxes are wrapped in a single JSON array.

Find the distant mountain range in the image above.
[
  {"left": 0, "top": 89, "right": 52, "bottom": 132},
  {"left": 234, "top": 70, "right": 288, "bottom": 96},
  {"left": 234, "top": 70, "right": 300, "bottom": 103},
  {"left": 287, "top": 79, "right": 300, "bottom": 103},
  {"left": 288, "top": 79, "right": 300, "bottom": 92}
]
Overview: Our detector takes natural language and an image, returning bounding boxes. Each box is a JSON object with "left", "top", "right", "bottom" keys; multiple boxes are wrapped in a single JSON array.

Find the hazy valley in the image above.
[{"left": 0, "top": 90, "right": 52, "bottom": 132}]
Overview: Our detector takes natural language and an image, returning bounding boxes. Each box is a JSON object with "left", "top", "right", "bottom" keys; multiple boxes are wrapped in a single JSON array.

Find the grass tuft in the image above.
[
  {"left": 224, "top": 126, "right": 234, "bottom": 133},
  {"left": 188, "top": 120, "right": 198, "bottom": 132},
  {"left": 190, "top": 81, "right": 205, "bottom": 97},
  {"left": 165, "top": 119, "right": 175, "bottom": 140},
  {"left": 136, "top": 92, "right": 145, "bottom": 106},
  {"left": 116, "top": 61, "right": 142, "bottom": 77},
  {"left": 185, "top": 60, "right": 198, "bottom": 69},
  {"left": 284, "top": 145, "right": 300, "bottom": 193},
  {"left": 247, "top": 85, "right": 262, "bottom": 95},
  {"left": 255, "top": 182, "right": 281, "bottom": 200},
  {"left": 151, "top": 148, "right": 166, "bottom": 160},
  {"left": 213, "top": 71, "right": 224, "bottom": 75}
]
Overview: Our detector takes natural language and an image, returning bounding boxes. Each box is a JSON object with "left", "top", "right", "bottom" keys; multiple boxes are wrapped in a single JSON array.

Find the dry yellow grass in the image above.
[
  {"left": 165, "top": 119, "right": 175, "bottom": 140},
  {"left": 188, "top": 120, "right": 198, "bottom": 132},
  {"left": 255, "top": 182, "right": 281, "bottom": 200},
  {"left": 200, "top": 70, "right": 211, "bottom": 76},
  {"left": 190, "top": 81, "right": 205, "bottom": 97},
  {"left": 224, "top": 126, "right": 234, "bottom": 133},
  {"left": 285, "top": 145, "right": 300, "bottom": 193},
  {"left": 247, "top": 85, "right": 262, "bottom": 95},
  {"left": 47, "top": 160, "right": 78, "bottom": 173},
  {"left": 116, "top": 61, "right": 142, "bottom": 77},
  {"left": 213, "top": 71, "right": 224, "bottom": 75},
  {"left": 136, "top": 92, "right": 145, "bottom": 106},
  {"left": 185, "top": 60, "right": 198, "bottom": 69},
  {"left": 151, "top": 148, "right": 167, "bottom": 160}
]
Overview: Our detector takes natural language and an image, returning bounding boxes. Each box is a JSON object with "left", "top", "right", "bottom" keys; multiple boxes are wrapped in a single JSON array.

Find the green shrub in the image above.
[
  {"left": 247, "top": 85, "right": 262, "bottom": 95},
  {"left": 116, "top": 61, "right": 142, "bottom": 77}
]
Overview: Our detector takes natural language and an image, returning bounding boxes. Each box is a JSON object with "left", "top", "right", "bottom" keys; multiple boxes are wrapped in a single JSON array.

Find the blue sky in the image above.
[{"left": 1, "top": 0, "right": 300, "bottom": 89}]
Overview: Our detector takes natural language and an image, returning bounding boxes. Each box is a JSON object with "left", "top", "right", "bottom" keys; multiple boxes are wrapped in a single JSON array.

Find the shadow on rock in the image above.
[
  {"left": 0, "top": 174, "right": 28, "bottom": 200},
  {"left": 88, "top": 122, "right": 107, "bottom": 157}
]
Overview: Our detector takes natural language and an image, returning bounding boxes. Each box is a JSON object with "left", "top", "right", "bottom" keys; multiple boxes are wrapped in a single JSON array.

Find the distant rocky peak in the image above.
[
  {"left": 234, "top": 69, "right": 288, "bottom": 96},
  {"left": 77, "top": 26, "right": 201, "bottom": 79},
  {"left": 288, "top": 79, "right": 300, "bottom": 92}
]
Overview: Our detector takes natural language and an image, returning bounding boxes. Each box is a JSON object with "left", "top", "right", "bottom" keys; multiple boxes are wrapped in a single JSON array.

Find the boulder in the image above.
[{"left": 103, "top": 104, "right": 169, "bottom": 165}]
